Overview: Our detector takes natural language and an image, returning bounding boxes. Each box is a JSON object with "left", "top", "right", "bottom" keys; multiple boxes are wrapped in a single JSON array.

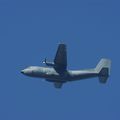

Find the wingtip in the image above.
[
  {"left": 58, "top": 41, "right": 66, "bottom": 45},
  {"left": 58, "top": 43, "right": 66, "bottom": 47}
]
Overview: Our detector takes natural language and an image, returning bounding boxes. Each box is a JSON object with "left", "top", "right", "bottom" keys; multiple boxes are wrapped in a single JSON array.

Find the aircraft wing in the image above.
[
  {"left": 54, "top": 82, "right": 63, "bottom": 88},
  {"left": 54, "top": 43, "right": 67, "bottom": 70}
]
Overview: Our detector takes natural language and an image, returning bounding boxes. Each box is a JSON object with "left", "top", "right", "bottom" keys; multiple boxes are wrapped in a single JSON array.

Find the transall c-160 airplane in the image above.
[{"left": 21, "top": 44, "right": 111, "bottom": 88}]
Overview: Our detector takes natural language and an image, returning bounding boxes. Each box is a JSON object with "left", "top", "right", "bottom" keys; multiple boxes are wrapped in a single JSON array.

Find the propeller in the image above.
[{"left": 42, "top": 58, "right": 47, "bottom": 64}]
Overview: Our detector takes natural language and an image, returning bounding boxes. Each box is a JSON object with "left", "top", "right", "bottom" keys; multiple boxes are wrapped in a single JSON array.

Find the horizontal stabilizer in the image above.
[{"left": 95, "top": 58, "right": 111, "bottom": 83}]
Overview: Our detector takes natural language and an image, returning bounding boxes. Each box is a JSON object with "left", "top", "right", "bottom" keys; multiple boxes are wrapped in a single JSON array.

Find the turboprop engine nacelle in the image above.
[{"left": 42, "top": 58, "right": 55, "bottom": 67}]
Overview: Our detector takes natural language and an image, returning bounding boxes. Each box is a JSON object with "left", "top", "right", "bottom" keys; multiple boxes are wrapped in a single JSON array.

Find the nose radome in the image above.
[{"left": 21, "top": 70, "right": 25, "bottom": 74}]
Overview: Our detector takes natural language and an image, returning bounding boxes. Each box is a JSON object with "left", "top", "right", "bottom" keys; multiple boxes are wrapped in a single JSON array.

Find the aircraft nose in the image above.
[{"left": 21, "top": 70, "right": 25, "bottom": 74}]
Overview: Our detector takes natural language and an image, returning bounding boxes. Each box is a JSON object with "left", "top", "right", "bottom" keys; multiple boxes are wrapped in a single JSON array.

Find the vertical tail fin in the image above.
[{"left": 95, "top": 59, "right": 111, "bottom": 83}]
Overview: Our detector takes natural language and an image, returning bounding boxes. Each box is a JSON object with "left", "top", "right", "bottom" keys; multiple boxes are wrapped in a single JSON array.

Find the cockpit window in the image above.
[{"left": 27, "top": 66, "right": 36, "bottom": 69}]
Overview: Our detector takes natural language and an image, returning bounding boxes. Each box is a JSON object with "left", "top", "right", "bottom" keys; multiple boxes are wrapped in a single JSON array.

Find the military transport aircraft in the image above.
[{"left": 21, "top": 44, "right": 111, "bottom": 88}]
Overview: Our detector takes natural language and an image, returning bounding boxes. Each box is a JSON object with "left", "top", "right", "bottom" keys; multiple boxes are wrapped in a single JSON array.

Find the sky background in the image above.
[{"left": 0, "top": 0, "right": 120, "bottom": 120}]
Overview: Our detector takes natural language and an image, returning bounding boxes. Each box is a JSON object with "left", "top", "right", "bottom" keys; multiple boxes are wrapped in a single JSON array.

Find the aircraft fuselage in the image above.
[
  {"left": 21, "top": 44, "right": 111, "bottom": 88},
  {"left": 21, "top": 66, "right": 98, "bottom": 82}
]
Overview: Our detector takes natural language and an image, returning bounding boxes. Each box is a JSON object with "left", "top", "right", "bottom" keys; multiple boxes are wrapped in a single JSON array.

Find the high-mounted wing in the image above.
[
  {"left": 54, "top": 82, "right": 63, "bottom": 88},
  {"left": 54, "top": 43, "right": 67, "bottom": 70}
]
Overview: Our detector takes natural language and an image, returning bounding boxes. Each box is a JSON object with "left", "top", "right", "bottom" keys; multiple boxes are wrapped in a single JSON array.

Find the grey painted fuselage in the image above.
[
  {"left": 21, "top": 66, "right": 98, "bottom": 83},
  {"left": 21, "top": 44, "right": 111, "bottom": 88}
]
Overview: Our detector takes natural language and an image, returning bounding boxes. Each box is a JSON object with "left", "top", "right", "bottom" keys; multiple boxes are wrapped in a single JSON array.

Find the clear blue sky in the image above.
[{"left": 0, "top": 0, "right": 119, "bottom": 120}]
